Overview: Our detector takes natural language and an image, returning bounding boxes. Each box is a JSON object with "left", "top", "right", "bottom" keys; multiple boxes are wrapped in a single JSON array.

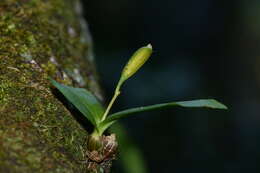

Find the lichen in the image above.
[{"left": 0, "top": 0, "right": 102, "bottom": 172}]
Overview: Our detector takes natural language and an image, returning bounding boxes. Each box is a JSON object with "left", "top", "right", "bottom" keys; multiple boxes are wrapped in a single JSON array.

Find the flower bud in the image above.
[{"left": 120, "top": 44, "right": 153, "bottom": 83}]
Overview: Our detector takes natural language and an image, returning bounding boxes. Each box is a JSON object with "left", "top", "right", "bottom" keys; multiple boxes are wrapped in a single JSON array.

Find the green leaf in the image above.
[
  {"left": 50, "top": 79, "right": 104, "bottom": 127},
  {"left": 99, "top": 99, "right": 227, "bottom": 133}
]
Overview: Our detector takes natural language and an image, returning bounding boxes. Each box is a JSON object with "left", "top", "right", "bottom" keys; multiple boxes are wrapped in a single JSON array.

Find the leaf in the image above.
[
  {"left": 99, "top": 99, "right": 227, "bottom": 132},
  {"left": 50, "top": 79, "right": 104, "bottom": 126}
]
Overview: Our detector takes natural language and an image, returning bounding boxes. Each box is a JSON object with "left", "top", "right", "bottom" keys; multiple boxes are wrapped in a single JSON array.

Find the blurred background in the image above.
[{"left": 82, "top": 0, "right": 260, "bottom": 172}]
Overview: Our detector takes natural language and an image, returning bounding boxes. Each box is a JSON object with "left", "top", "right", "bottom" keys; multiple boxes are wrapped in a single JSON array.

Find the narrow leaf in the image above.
[
  {"left": 50, "top": 79, "right": 104, "bottom": 126},
  {"left": 100, "top": 99, "right": 227, "bottom": 131}
]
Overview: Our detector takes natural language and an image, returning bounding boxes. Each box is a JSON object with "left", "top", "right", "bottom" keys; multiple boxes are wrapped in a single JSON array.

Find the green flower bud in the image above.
[
  {"left": 101, "top": 44, "right": 153, "bottom": 121},
  {"left": 120, "top": 44, "right": 153, "bottom": 83}
]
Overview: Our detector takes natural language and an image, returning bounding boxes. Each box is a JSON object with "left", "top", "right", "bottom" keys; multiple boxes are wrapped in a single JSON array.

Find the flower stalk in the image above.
[{"left": 101, "top": 44, "right": 153, "bottom": 122}]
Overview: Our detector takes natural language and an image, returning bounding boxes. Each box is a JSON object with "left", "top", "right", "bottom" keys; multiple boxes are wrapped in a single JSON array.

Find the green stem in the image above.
[{"left": 101, "top": 78, "right": 124, "bottom": 121}]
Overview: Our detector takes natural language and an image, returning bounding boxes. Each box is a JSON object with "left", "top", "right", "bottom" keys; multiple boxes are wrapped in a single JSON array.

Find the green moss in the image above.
[{"left": 0, "top": 0, "right": 102, "bottom": 172}]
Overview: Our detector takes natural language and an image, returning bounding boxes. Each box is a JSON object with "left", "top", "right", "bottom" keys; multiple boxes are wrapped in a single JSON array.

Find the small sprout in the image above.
[{"left": 50, "top": 44, "right": 227, "bottom": 169}]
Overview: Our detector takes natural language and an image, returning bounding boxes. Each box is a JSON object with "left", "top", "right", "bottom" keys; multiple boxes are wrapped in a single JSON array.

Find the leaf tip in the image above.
[{"left": 209, "top": 99, "right": 228, "bottom": 110}]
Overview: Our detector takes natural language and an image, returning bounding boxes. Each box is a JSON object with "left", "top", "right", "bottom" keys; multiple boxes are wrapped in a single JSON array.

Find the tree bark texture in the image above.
[{"left": 0, "top": 0, "right": 104, "bottom": 172}]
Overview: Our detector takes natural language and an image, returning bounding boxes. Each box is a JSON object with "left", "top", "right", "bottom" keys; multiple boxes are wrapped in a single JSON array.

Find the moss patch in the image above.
[{"left": 0, "top": 0, "right": 101, "bottom": 172}]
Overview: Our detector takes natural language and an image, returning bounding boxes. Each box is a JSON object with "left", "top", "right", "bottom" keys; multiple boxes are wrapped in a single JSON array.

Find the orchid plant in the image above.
[{"left": 50, "top": 44, "right": 227, "bottom": 171}]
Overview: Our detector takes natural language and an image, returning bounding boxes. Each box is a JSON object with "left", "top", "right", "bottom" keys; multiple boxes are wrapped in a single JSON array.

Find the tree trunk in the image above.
[{"left": 0, "top": 0, "right": 105, "bottom": 172}]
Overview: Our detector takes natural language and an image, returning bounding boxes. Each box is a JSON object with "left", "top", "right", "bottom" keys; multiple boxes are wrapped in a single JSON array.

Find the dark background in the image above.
[{"left": 82, "top": 0, "right": 260, "bottom": 172}]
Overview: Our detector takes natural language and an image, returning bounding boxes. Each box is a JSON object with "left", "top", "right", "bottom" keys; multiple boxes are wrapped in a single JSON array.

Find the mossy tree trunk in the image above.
[{"left": 0, "top": 0, "right": 105, "bottom": 172}]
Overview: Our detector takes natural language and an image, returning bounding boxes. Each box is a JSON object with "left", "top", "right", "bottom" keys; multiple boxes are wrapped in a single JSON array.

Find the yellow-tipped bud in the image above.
[
  {"left": 120, "top": 44, "right": 153, "bottom": 83},
  {"left": 101, "top": 44, "right": 153, "bottom": 121}
]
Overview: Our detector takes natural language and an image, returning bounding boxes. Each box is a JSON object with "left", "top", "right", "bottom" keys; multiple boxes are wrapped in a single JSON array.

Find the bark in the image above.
[{"left": 0, "top": 0, "right": 104, "bottom": 172}]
